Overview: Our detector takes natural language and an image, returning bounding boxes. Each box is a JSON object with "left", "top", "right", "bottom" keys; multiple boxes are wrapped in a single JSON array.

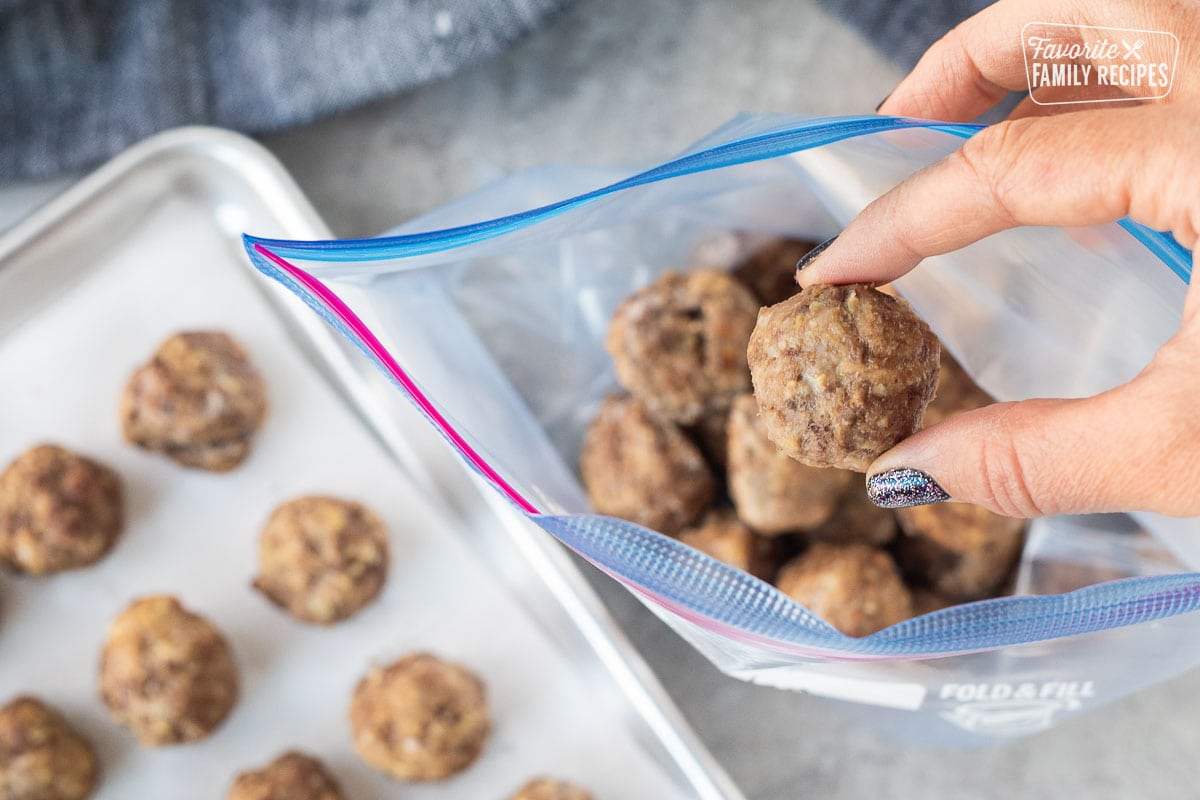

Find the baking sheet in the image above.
[{"left": 0, "top": 190, "right": 690, "bottom": 798}]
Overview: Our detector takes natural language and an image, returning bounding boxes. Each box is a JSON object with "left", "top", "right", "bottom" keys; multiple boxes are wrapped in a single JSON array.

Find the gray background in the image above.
[{"left": 2, "top": 1, "right": 1197, "bottom": 798}]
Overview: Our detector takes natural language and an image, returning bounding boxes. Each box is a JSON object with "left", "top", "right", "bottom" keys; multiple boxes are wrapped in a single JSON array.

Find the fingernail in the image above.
[
  {"left": 866, "top": 467, "right": 949, "bottom": 509},
  {"left": 875, "top": 91, "right": 893, "bottom": 113},
  {"left": 796, "top": 235, "right": 838, "bottom": 273}
]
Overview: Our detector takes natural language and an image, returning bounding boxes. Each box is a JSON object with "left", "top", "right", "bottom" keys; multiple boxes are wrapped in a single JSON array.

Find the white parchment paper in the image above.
[{"left": 0, "top": 195, "right": 687, "bottom": 799}]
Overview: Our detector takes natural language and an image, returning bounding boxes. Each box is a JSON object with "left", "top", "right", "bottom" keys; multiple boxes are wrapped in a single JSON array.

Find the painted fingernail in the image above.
[
  {"left": 796, "top": 235, "right": 838, "bottom": 273},
  {"left": 866, "top": 467, "right": 949, "bottom": 509},
  {"left": 875, "top": 91, "right": 893, "bottom": 113}
]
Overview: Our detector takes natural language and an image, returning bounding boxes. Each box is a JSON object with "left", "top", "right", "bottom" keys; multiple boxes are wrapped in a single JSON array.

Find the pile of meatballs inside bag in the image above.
[
  {"left": 0, "top": 333, "right": 590, "bottom": 800},
  {"left": 582, "top": 238, "right": 1027, "bottom": 638}
]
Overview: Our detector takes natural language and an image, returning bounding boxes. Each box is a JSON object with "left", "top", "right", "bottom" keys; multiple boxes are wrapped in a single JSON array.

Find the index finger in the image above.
[
  {"left": 879, "top": 0, "right": 1079, "bottom": 121},
  {"left": 797, "top": 106, "right": 1184, "bottom": 288}
]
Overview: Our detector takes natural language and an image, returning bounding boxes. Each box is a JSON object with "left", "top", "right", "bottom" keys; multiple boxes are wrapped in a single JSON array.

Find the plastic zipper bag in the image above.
[{"left": 244, "top": 114, "right": 1198, "bottom": 744}]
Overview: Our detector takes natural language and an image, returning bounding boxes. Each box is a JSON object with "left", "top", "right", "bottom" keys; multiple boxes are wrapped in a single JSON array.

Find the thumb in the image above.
[{"left": 864, "top": 366, "right": 1200, "bottom": 518}]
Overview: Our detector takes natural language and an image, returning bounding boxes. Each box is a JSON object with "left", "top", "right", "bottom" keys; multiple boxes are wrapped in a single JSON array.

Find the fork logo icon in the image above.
[{"left": 1122, "top": 38, "right": 1145, "bottom": 59}]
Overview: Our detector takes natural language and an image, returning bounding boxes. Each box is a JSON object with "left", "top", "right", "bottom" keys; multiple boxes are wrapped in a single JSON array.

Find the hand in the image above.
[
  {"left": 796, "top": 2, "right": 1200, "bottom": 519},
  {"left": 875, "top": 0, "right": 1200, "bottom": 121}
]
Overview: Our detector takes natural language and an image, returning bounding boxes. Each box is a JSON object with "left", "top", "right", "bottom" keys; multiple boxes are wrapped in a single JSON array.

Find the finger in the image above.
[
  {"left": 797, "top": 105, "right": 1198, "bottom": 288},
  {"left": 879, "top": 0, "right": 1068, "bottom": 121},
  {"left": 1007, "top": 93, "right": 1146, "bottom": 120},
  {"left": 1006, "top": 95, "right": 1077, "bottom": 120},
  {"left": 864, "top": 370, "right": 1200, "bottom": 517}
]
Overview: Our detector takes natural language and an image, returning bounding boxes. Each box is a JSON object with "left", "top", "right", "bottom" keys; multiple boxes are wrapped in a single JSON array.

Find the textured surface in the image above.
[
  {"left": 580, "top": 394, "right": 715, "bottom": 536},
  {"left": 253, "top": 496, "right": 389, "bottom": 625},
  {"left": 606, "top": 270, "right": 759, "bottom": 425},
  {"left": 99, "top": 596, "right": 238, "bottom": 746},
  {"left": 748, "top": 285, "right": 941, "bottom": 472},
  {"left": 677, "top": 508, "right": 779, "bottom": 580},
  {"left": 0, "top": 696, "right": 98, "bottom": 800},
  {"left": 349, "top": 653, "right": 490, "bottom": 782},
  {"left": 509, "top": 778, "right": 595, "bottom": 800},
  {"left": 0, "top": 444, "right": 123, "bottom": 575},
  {"left": 896, "top": 502, "right": 1028, "bottom": 601},
  {"left": 806, "top": 486, "right": 898, "bottom": 546},
  {"left": 0, "top": 0, "right": 575, "bottom": 179},
  {"left": 726, "top": 394, "right": 853, "bottom": 534},
  {"left": 120, "top": 332, "right": 268, "bottom": 472},
  {"left": 5, "top": 0, "right": 1198, "bottom": 797},
  {"left": 775, "top": 542, "right": 913, "bottom": 637},
  {"left": 226, "top": 751, "right": 344, "bottom": 800},
  {"left": 255, "top": 2, "right": 1200, "bottom": 797}
]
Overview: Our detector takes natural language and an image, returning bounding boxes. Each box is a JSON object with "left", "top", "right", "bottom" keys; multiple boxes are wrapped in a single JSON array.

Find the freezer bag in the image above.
[{"left": 244, "top": 114, "right": 1198, "bottom": 745}]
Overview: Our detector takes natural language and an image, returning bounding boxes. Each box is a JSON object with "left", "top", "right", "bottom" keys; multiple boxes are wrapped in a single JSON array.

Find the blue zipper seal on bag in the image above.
[
  {"left": 245, "top": 114, "right": 1197, "bottom": 660},
  {"left": 245, "top": 114, "right": 1192, "bottom": 279}
]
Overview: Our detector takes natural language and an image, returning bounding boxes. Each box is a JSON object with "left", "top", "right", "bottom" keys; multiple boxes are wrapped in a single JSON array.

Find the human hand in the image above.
[
  {"left": 875, "top": 0, "right": 1200, "bottom": 120},
  {"left": 795, "top": 2, "right": 1200, "bottom": 518}
]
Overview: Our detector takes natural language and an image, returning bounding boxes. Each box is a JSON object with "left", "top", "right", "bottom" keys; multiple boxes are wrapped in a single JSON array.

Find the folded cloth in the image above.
[{"left": 0, "top": 0, "right": 573, "bottom": 179}]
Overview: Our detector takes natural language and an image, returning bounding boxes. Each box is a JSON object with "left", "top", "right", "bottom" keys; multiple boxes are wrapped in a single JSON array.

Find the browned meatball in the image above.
[
  {"left": 687, "top": 405, "right": 732, "bottom": 470},
  {"left": 99, "top": 596, "right": 238, "bottom": 746},
  {"left": 227, "top": 751, "right": 344, "bottom": 800},
  {"left": 605, "top": 270, "right": 759, "bottom": 424},
  {"left": 580, "top": 395, "right": 715, "bottom": 535},
  {"left": 775, "top": 542, "right": 913, "bottom": 637},
  {"left": 732, "top": 238, "right": 817, "bottom": 306},
  {"left": 253, "top": 496, "right": 388, "bottom": 625},
  {"left": 0, "top": 445, "right": 123, "bottom": 575},
  {"left": 747, "top": 284, "right": 940, "bottom": 472},
  {"left": 726, "top": 395, "right": 852, "bottom": 535},
  {"left": 121, "top": 332, "right": 268, "bottom": 471},
  {"left": 678, "top": 508, "right": 778, "bottom": 579},
  {"left": 509, "top": 778, "right": 594, "bottom": 800},
  {"left": 0, "top": 697, "right": 98, "bottom": 800},
  {"left": 349, "top": 653, "right": 489, "bottom": 782},
  {"left": 805, "top": 488, "right": 897, "bottom": 546},
  {"left": 910, "top": 587, "right": 955, "bottom": 616},
  {"left": 895, "top": 503, "right": 1026, "bottom": 601},
  {"left": 923, "top": 350, "right": 994, "bottom": 428}
]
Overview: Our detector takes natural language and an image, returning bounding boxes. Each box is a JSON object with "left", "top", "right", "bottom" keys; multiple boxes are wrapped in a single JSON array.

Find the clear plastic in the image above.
[{"left": 244, "top": 114, "right": 1199, "bottom": 744}]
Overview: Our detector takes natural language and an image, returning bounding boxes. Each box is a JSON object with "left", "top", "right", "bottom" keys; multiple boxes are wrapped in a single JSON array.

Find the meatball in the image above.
[
  {"left": 726, "top": 394, "right": 852, "bottom": 535},
  {"left": 253, "top": 496, "right": 389, "bottom": 625},
  {"left": 349, "top": 653, "right": 489, "bottom": 782},
  {"left": 687, "top": 406, "right": 732, "bottom": 470},
  {"left": 580, "top": 394, "right": 715, "bottom": 535},
  {"left": 805, "top": 488, "right": 897, "bottom": 547},
  {"left": 922, "top": 350, "right": 994, "bottom": 427},
  {"left": 895, "top": 503, "right": 1026, "bottom": 601},
  {"left": 99, "top": 596, "right": 238, "bottom": 746},
  {"left": 732, "top": 238, "right": 816, "bottom": 306},
  {"left": 120, "top": 332, "right": 268, "bottom": 471},
  {"left": 0, "top": 445, "right": 123, "bottom": 575},
  {"left": 227, "top": 751, "right": 344, "bottom": 800},
  {"left": 775, "top": 542, "right": 913, "bottom": 637},
  {"left": 747, "top": 284, "right": 940, "bottom": 472},
  {"left": 605, "top": 270, "right": 759, "bottom": 424},
  {"left": 509, "top": 778, "right": 594, "bottom": 800},
  {"left": 0, "top": 697, "right": 98, "bottom": 800},
  {"left": 910, "top": 587, "right": 955, "bottom": 616},
  {"left": 678, "top": 508, "right": 778, "bottom": 579}
]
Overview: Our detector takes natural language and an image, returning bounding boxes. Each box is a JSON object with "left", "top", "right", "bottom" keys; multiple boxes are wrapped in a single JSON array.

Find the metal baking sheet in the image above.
[{"left": 0, "top": 127, "right": 742, "bottom": 800}]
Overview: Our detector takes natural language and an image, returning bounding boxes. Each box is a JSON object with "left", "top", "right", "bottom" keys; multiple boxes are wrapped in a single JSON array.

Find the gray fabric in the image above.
[
  {"left": 821, "top": 0, "right": 993, "bottom": 69},
  {"left": 0, "top": 0, "right": 573, "bottom": 179}
]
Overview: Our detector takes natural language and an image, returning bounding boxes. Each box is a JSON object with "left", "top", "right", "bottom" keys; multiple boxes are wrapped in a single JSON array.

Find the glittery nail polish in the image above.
[
  {"left": 796, "top": 235, "right": 838, "bottom": 273},
  {"left": 866, "top": 467, "right": 950, "bottom": 509}
]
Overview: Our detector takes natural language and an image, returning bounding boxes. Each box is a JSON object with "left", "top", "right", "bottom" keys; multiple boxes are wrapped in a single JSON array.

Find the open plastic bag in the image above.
[{"left": 245, "top": 114, "right": 1199, "bottom": 745}]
